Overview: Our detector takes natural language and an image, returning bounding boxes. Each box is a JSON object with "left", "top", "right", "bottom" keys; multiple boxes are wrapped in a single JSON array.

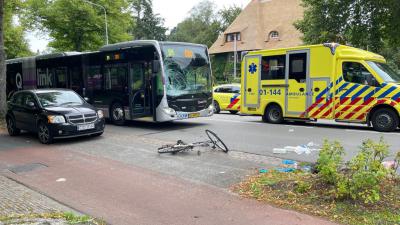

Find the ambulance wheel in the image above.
[
  {"left": 371, "top": 108, "right": 399, "bottom": 132},
  {"left": 213, "top": 101, "right": 220, "bottom": 114},
  {"left": 264, "top": 104, "right": 284, "bottom": 124},
  {"left": 229, "top": 110, "right": 238, "bottom": 115}
]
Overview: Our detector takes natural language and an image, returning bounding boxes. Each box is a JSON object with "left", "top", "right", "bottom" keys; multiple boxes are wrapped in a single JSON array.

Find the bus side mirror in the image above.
[{"left": 152, "top": 60, "right": 161, "bottom": 74}]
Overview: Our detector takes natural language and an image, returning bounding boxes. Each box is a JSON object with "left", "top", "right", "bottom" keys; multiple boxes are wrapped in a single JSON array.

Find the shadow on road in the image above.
[{"left": 109, "top": 119, "right": 209, "bottom": 132}]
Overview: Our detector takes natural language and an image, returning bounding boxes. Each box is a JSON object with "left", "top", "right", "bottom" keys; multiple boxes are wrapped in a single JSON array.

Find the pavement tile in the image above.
[{"left": 0, "top": 175, "right": 73, "bottom": 217}]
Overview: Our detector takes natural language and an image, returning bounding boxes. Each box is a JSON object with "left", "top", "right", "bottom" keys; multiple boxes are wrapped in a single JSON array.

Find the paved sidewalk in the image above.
[
  {"left": 0, "top": 175, "right": 74, "bottom": 219},
  {"left": 0, "top": 147, "right": 338, "bottom": 225}
]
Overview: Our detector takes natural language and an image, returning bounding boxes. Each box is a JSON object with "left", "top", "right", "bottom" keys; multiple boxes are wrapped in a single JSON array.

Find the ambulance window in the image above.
[
  {"left": 289, "top": 53, "right": 307, "bottom": 83},
  {"left": 343, "top": 62, "right": 374, "bottom": 85},
  {"left": 261, "top": 55, "right": 286, "bottom": 80}
]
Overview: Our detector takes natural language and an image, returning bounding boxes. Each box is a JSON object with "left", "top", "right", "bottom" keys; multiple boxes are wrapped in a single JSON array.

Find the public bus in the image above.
[
  {"left": 241, "top": 43, "right": 400, "bottom": 132},
  {"left": 6, "top": 40, "right": 214, "bottom": 125}
]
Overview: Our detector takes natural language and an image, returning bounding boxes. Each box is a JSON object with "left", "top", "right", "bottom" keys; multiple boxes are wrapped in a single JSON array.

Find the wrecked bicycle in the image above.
[{"left": 158, "top": 130, "right": 229, "bottom": 154}]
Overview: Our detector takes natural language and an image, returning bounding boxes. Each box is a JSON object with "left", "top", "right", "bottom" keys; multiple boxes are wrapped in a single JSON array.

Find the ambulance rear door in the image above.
[
  {"left": 285, "top": 50, "right": 311, "bottom": 117},
  {"left": 243, "top": 55, "right": 261, "bottom": 108}
]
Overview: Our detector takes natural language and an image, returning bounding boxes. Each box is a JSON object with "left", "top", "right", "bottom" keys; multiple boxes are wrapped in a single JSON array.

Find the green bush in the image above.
[
  {"left": 317, "top": 138, "right": 392, "bottom": 204},
  {"left": 337, "top": 138, "right": 389, "bottom": 203},
  {"left": 317, "top": 140, "right": 345, "bottom": 185}
]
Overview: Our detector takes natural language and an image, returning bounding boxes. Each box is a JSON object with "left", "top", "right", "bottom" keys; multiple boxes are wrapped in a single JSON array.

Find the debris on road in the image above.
[
  {"left": 275, "top": 168, "right": 296, "bottom": 173},
  {"left": 259, "top": 169, "right": 268, "bottom": 173},
  {"left": 56, "top": 178, "right": 66, "bottom": 182},
  {"left": 273, "top": 142, "right": 321, "bottom": 155}
]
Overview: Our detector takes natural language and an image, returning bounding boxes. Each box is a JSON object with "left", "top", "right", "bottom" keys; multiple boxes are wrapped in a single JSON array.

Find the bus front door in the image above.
[
  {"left": 129, "top": 63, "right": 146, "bottom": 118},
  {"left": 129, "top": 63, "right": 153, "bottom": 119}
]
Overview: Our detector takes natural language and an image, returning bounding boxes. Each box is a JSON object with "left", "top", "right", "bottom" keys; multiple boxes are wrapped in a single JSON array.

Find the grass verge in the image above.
[
  {"left": 233, "top": 171, "right": 400, "bottom": 225},
  {"left": 0, "top": 212, "right": 106, "bottom": 225}
]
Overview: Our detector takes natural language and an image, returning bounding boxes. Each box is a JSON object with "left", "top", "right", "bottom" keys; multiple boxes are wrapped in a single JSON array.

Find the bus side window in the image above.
[
  {"left": 261, "top": 55, "right": 286, "bottom": 80},
  {"left": 105, "top": 66, "right": 128, "bottom": 92},
  {"left": 70, "top": 67, "right": 83, "bottom": 94},
  {"left": 289, "top": 53, "right": 307, "bottom": 83},
  {"left": 343, "top": 62, "right": 374, "bottom": 86},
  {"left": 55, "top": 68, "right": 67, "bottom": 88},
  {"left": 86, "top": 66, "right": 103, "bottom": 91}
]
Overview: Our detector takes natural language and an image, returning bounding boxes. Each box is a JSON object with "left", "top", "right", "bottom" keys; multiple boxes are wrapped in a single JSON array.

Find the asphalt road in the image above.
[
  {"left": 1, "top": 113, "right": 398, "bottom": 189},
  {"left": 1, "top": 113, "right": 397, "bottom": 224}
]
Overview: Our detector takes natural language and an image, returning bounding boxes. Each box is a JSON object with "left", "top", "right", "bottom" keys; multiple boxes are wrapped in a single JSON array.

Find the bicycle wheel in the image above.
[
  {"left": 158, "top": 145, "right": 182, "bottom": 154},
  {"left": 205, "top": 130, "right": 229, "bottom": 153}
]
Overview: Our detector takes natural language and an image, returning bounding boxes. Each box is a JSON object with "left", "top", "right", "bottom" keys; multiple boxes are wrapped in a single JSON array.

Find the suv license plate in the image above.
[{"left": 78, "top": 123, "right": 95, "bottom": 131}]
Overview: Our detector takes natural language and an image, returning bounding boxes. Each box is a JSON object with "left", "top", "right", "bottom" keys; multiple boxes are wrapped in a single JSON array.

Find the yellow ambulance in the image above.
[{"left": 240, "top": 43, "right": 400, "bottom": 132}]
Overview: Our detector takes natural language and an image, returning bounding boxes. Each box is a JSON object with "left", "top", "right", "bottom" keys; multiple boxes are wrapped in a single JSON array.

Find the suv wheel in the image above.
[
  {"left": 371, "top": 108, "right": 399, "bottom": 132},
  {"left": 38, "top": 122, "right": 53, "bottom": 144},
  {"left": 111, "top": 103, "right": 126, "bottom": 126},
  {"left": 6, "top": 117, "right": 20, "bottom": 136}
]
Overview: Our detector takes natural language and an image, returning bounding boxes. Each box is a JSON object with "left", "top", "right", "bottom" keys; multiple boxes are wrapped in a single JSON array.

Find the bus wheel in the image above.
[
  {"left": 110, "top": 103, "right": 126, "bottom": 126},
  {"left": 264, "top": 104, "right": 284, "bottom": 124},
  {"left": 213, "top": 101, "right": 220, "bottom": 114},
  {"left": 229, "top": 110, "right": 238, "bottom": 115},
  {"left": 371, "top": 108, "right": 399, "bottom": 132}
]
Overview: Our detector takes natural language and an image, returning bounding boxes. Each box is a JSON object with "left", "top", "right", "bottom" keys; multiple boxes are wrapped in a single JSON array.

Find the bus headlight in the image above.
[
  {"left": 97, "top": 110, "right": 104, "bottom": 119},
  {"left": 163, "top": 107, "right": 176, "bottom": 115},
  {"left": 47, "top": 115, "right": 66, "bottom": 124}
]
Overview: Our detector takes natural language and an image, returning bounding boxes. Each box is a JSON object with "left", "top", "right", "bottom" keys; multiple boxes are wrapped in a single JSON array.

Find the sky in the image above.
[{"left": 28, "top": 0, "right": 251, "bottom": 52}]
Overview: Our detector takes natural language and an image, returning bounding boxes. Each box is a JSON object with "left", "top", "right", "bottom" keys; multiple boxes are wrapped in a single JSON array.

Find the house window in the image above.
[
  {"left": 226, "top": 32, "right": 241, "bottom": 42},
  {"left": 269, "top": 31, "right": 279, "bottom": 40}
]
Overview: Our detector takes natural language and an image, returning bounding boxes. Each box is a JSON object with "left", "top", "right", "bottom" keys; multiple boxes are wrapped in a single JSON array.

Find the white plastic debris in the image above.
[
  {"left": 273, "top": 148, "right": 287, "bottom": 154},
  {"left": 56, "top": 178, "right": 66, "bottom": 182},
  {"left": 273, "top": 143, "right": 321, "bottom": 155}
]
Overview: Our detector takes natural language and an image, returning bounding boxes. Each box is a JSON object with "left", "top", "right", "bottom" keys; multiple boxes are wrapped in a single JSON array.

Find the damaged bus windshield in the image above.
[{"left": 161, "top": 44, "right": 212, "bottom": 98}]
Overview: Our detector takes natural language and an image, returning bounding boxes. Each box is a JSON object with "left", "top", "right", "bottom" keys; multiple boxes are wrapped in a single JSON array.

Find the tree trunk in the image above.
[{"left": 0, "top": 0, "right": 6, "bottom": 117}]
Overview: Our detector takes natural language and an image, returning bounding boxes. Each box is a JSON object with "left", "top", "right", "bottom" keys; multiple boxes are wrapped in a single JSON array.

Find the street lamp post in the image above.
[
  {"left": 233, "top": 35, "right": 237, "bottom": 80},
  {"left": 82, "top": 0, "right": 109, "bottom": 45}
]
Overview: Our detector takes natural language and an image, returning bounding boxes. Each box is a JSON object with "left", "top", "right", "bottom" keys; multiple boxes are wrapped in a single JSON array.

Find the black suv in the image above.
[{"left": 6, "top": 89, "right": 105, "bottom": 144}]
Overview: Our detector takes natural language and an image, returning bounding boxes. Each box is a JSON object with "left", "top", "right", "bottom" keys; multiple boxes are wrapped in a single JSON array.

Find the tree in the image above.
[
  {"left": 218, "top": 5, "right": 242, "bottom": 32},
  {"left": 0, "top": 0, "right": 6, "bottom": 116},
  {"left": 4, "top": 0, "right": 32, "bottom": 59},
  {"left": 129, "top": 0, "right": 167, "bottom": 40},
  {"left": 168, "top": 0, "right": 221, "bottom": 47},
  {"left": 24, "top": 0, "right": 132, "bottom": 52},
  {"left": 168, "top": 1, "right": 242, "bottom": 47},
  {"left": 295, "top": 0, "right": 399, "bottom": 53},
  {"left": 295, "top": 0, "right": 400, "bottom": 69}
]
